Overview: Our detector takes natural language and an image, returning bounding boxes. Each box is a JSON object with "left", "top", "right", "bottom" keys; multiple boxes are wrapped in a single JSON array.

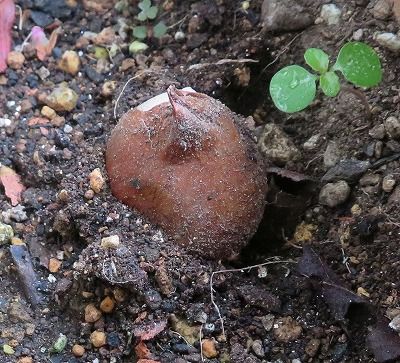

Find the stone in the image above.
[
  {"left": 368, "top": 124, "right": 386, "bottom": 139},
  {"left": 260, "top": 314, "right": 275, "bottom": 331},
  {"left": 359, "top": 173, "right": 381, "bottom": 187},
  {"left": 89, "top": 168, "right": 105, "bottom": 193},
  {"left": 0, "top": 223, "right": 14, "bottom": 245},
  {"left": 94, "top": 27, "right": 117, "bottom": 45},
  {"left": 101, "top": 81, "right": 117, "bottom": 97},
  {"left": 323, "top": 141, "right": 341, "bottom": 168},
  {"left": 320, "top": 3, "right": 342, "bottom": 25},
  {"left": 319, "top": 180, "right": 351, "bottom": 207},
  {"left": 273, "top": 316, "right": 302, "bottom": 343},
  {"left": 261, "top": 0, "right": 314, "bottom": 32},
  {"left": 388, "top": 185, "right": 400, "bottom": 204},
  {"left": 100, "top": 296, "right": 115, "bottom": 313},
  {"left": 48, "top": 258, "right": 62, "bottom": 273},
  {"left": 58, "top": 50, "right": 80, "bottom": 75},
  {"left": 2, "top": 205, "right": 28, "bottom": 223},
  {"left": 201, "top": 339, "right": 218, "bottom": 358},
  {"left": 90, "top": 330, "right": 106, "bottom": 347},
  {"left": 17, "top": 357, "right": 33, "bottom": 363},
  {"left": 30, "top": 10, "right": 53, "bottom": 27},
  {"left": 84, "top": 304, "right": 102, "bottom": 323},
  {"left": 374, "top": 32, "right": 400, "bottom": 52},
  {"left": 72, "top": 344, "right": 85, "bottom": 357},
  {"left": 303, "top": 134, "right": 320, "bottom": 151},
  {"left": 11, "top": 237, "right": 25, "bottom": 246},
  {"left": 258, "top": 123, "right": 301, "bottom": 165},
  {"left": 371, "top": 0, "right": 393, "bottom": 19},
  {"left": 322, "top": 159, "right": 370, "bottom": 183},
  {"left": 33, "top": 0, "right": 73, "bottom": 19},
  {"left": 389, "top": 315, "right": 400, "bottom": 332},
  {"left": 7, "top": 51, "right": 25, "bottom": 70},
  {"left": 8, "top": 301, "right": 32, "bottom": 323},
  {"left": 384, "top": 116, "right": 400, "bottom": 139},
  {"left": 305, "top": 338, "right": 321, "bottom": 357},
  {"left": 382, "top": 175, "right": 396, "bottom": 193},
  {"left": 45, "top": 83, "right": 78, "bottom": 112},
  {"left": 251, "top": 339, "right": 265, "bottom": 358}
]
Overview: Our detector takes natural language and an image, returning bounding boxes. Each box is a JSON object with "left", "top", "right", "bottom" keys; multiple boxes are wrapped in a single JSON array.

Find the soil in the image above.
[{"left": 0, "top": 0, "right": 400, "bottom": 362}]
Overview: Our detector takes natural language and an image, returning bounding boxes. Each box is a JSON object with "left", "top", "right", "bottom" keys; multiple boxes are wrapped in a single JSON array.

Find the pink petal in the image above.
[{"left": 0, "top": 0, "right": 15, "bottom": 72}]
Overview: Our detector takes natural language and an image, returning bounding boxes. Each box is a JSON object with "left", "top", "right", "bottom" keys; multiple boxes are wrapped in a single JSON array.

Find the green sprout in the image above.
[
  {"left": 130, "top": 0, "right": 168, "bottom": 54},
  {"left": 269, "top": 42, "right": 382, "bottom": 113}
]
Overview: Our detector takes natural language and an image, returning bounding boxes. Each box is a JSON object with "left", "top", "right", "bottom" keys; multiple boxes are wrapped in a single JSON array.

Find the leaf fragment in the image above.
[{"left": 0, "top": 166, "right": 25, "bottom": 206}]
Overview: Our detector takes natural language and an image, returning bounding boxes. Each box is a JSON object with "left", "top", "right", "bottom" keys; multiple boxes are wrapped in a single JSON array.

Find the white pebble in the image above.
[{"left": 321, "top": 4, "right": 342, "bottom": 25}]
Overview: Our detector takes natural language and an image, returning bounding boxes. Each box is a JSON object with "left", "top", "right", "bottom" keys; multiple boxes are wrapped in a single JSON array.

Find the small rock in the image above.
[
  {"left": 359, "top": 173, "right": 381, "bottom": 187},
  {"left": 382, "top": 174, "right": 396, "bottom": 193},
  {"left": 7, "top": 51, "right": 25, "bottom": 70},
  {"left": 251, "top": 340, "right": 265, "bottom": 358},
  {"left": 17, "top": 357, "right": 33, "bottom": 363},
  {"left": 20, "top": 99, "right": 33, "bottom": 114},
  {"left": 11, "top": 237, "right": 25, "bottom": 245},
  {"left": 352, "top": 29, "right": 363, "bottom": 41},
  {"left": 8, "top": 301, "right": 32, "bottom": 323},
  {"left": 388, "top": 185, "right": 400, "bottom": 204},
  {"left": 89, "top": 168, "right": 105, "bottom": 193},
  {"left": 261, "top": 0, "right": 314, "bottom": 32},
  {"left": 94, "top": 27, "right": 117, "bottom": 45},
  {"left": 30, "top": 10, "right": 53, "bottom": 27},
  {"left": 273, "top": 316, "right": 302, "bottom": 343},
  {"left": 303, "top": 134, "right": 320, "bottom": 151},
  {"left": 368, "top": 124, "right": 386, "bottom": 139},
  {"left": 258, "top": 123, "right": 301, "bottom": 165},
  {"left": 320, "top": 4, "right": 342, "bottom": 25},
  {"left": 84, "top": 304, "right": 102, "bottom": 323},
  {"left": 2, "top": 205, "right": 28, "bottom": 222},
  {"left": 319, "top": 180, "right": 351, "bottom": 207},
  {"left": 201, "top": 339, "right": 218, "bottom": 358},
  {"left": 100, "top": 296, "right": 115, "bottom": 313},
  {"left": 374, "top": 32, "right": 400, "bottom": 52},
  {"left": 389, "top": 315, "right": 400, "bottom": 332},
  {"left": 37, "top": 66, "right": 50, "bottom": 80},
  {"left": 322, "top": 159, "right": 370, "bottom": 183},
  {"left": 84, "top": 189, "right": 95, "bottom": 200},
  {"left": 45, "top": 83, "right": 79, "bottom": 112},
  {"left": 384, "top": 116, "right": 400, "bottom": 139},
  {"left": 323, "top": 141, "right": 341, "bottom": 168},
  {"left": 85, "top": 66, "right": 104, "bottom": 83},
  {"left": 101, "top": 81, "right": 117, "bottom": 97},
  {"left": 90, "top": 330, "right": 106, "bottom": 348},
  {"left": 0, "top": 223, "right": 14, "bottom": 245},
  {"left": 32, "top": 0, "right": 73, "bottom": 19},
  {"left": 260, "top": 314, "right": 275, "bottom": 331},
  {"left": 305, "top": 338, "right": 321, "bottom": 357},
  {"left": 58, "top": 50, "right": 80, "bottom": 75},
  {"left": 72, "top": 344, "right": 85, "bottom": 357},
  {"left": 371, "top": 0, "right": 392, "bottom": 19},
  {"left": 48, "top": 258, "right": 62, "bottom": 273}
]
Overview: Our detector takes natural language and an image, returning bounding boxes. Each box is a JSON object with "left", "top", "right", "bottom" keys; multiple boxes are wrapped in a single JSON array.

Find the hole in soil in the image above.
[{"left": 220, "top": 50, "right": 274, "bottom": 117}]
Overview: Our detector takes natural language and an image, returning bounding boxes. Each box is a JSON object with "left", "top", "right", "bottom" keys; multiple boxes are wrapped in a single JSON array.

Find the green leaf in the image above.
[
  {"left": 138, "top": 0, "right": 151, "bottom": 11},
  {"left": 146, "top": 6, "right": 158, "bottom": 19},
  {"left": 153, "top": 21, "right": 167, "bottom": 39},
  {"left": 133, "top": 25, "right": 147, "bottom": 39},
  {"left": 304, "top": 48, "right": 329, "bottom": 74},
  {"left": 137, "top": 11, "right": 147, "bottom": 21},
  {"left": 269, "top": 65, "right": 317, "bottom": 113},
  {"left": 320, "top": 71, "right": 341, "bottom": 97},
  {"left": 3, "top": 344, "right": 15, "bottom": 355},
  {"left": 51, "top": 334, "right": 67, "bottom": 354},
  {"left": 129, "top": 40, "right": 149, "bottom": 54},
  {"left": 333, "top": 42, "right": 382, "bottom": 87}
]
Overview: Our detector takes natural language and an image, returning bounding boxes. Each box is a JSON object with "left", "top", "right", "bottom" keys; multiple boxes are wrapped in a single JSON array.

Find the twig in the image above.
[
  {"left": 209, "top": 258, "right": 296, "bottom": 340},
  {"left": 187, "top": 58, "right": 258, "bottom": 71}
]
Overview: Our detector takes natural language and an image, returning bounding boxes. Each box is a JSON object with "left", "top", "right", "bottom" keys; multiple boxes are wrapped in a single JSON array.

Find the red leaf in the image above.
[
  {"left": 0, "top": 166, "right": 25, "bottom": 206},
  {"left": 135, "top": 341, "right": 151, "bottom": 359},
  {"left": 0, "top": 0, "right": 15, "bottom": 72}
]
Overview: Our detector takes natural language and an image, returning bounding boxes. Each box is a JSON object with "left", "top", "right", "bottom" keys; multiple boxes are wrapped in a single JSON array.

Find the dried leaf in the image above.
[
  {"left": 135, "top": 341, "right": 151, "bottom": 359},
  {"left": 267, "top": 167, "right": 316, "bottom": 183},
  {"left": 367, "top": 318, "right": 400, "bottom": 363},
  {"left": 0, "top": 0, "right": 15, "bottom": 72},
  {"left": 297, "top": 246, "right": 368, "bottom": 320},
  {"left": 133, "top": 320, "right": 167, "bottom": 341},
  {"left": 0, "top": 166, "right": 25, "bottom": 206},
  {"left": 31, "top": 26, "right": 59, "bottom": 61}
]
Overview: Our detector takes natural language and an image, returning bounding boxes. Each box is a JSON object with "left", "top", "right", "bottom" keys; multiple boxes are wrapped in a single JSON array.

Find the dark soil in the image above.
[{"left": 1, "top": 0, "right": 400, "bottom": 362}]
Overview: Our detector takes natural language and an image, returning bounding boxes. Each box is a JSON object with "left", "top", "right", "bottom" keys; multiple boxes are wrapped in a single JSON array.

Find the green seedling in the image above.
[
  {"left": 130, "top": 0, "right": 168, "bottom": 54},
  {"left": 269, "top": 42, "right": 382, "bottom": 113}
]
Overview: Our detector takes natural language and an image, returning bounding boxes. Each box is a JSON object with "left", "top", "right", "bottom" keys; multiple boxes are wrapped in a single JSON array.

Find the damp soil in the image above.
[{"left": 1, "top": 0, "right": 400, "bottom": 362}]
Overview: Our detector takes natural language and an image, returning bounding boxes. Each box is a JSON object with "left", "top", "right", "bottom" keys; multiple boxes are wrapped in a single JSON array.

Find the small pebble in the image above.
[
  {"left": 48, "top": 258, "right": 62, "bottom": 273},
  {"left": 45, "top": 83, "right": 79, "bottom": 112},
  {"left": 0, "top": 223, "right": 14, "bottom": 245},
  {"left": 320, "top": 4, "right": 342, "bottom": 25},
  {"left": 382, "top": 175, "right": 396, "bottom": 193},
  {"left": 7, "top": 51, "right": 25, "bottom": 70},
  {"left": 303, "top": 134, "right": 320, "bottom": 151},
  {"left": 63, "top": 124, "right": 73, "bottom": 133},
  {"left": 101, "top": 81, "right": 117, "bottom": 97},
  {"left": 319, "top": 181, "right": 351, "bottom": 207},
  {"left": 323, "top": 141, "right": 341, "bottom": 168},
  {"left": 84, "top": 189, "right": 95, "bottom": 200},
  {"left": 384, "top": 116, "right": 400, "bottom": 139},
  {"left": 374, "top": 32, "right": 400, "bottom": 52},
  {"left": 101, "top": 235, "right": 120, "bottom": 249},
  {"left": 72, "top": 344, "right": 85, "bottom": 357},
  {"left": 201, "top": 339, "right": 218, "bottom": 358},
  {"left": 100, "top": 296, "right": 115, "bottom": 313},
  {"left": 251, "top": 339, "right": 265, "bottom": 358},
  {"left": 84, "top": 304, "right": 102, "bottom": 323},
  {"left": 90, "top": 330, "right": 106, "bottom": 348},
  {"left": 389, "top": 315, "right": 400, "bottom": 332},
  {"left": 89, "top": 168, "right": 105, "bottom": 193},
  {"left": 17, "top": 357, "right": 33, "bottom": 363},
  {"left": 273, "top": 316, "right": 303, "bottom": 343},
  {"left": 58, "top": 50, "right": 81, "bottom": 75},
  {"left": 368, "top": 124, "right": 385, "bottom": 140}
]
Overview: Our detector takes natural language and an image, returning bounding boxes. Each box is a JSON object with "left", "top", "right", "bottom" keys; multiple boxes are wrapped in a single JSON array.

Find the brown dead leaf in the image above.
[
  {"left": 36, "top": 28, "right": 59, "bottom": 61},
  {"left": 0, "top": 166, "right": 25, "bottom": 206},
  {"left": 135, "top": 341, "right": 151, "bottom": 359}
]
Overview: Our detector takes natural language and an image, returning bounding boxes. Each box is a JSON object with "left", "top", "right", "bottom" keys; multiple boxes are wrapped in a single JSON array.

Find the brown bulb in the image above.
[{"left": 106, "top": 86, "right": 267, "bottom": 258}]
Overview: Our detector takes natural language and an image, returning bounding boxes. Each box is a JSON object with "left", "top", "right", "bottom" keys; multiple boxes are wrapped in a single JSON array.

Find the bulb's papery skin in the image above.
[{"left": 106, "top": 86, "right": 267, "bottom": 259}]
